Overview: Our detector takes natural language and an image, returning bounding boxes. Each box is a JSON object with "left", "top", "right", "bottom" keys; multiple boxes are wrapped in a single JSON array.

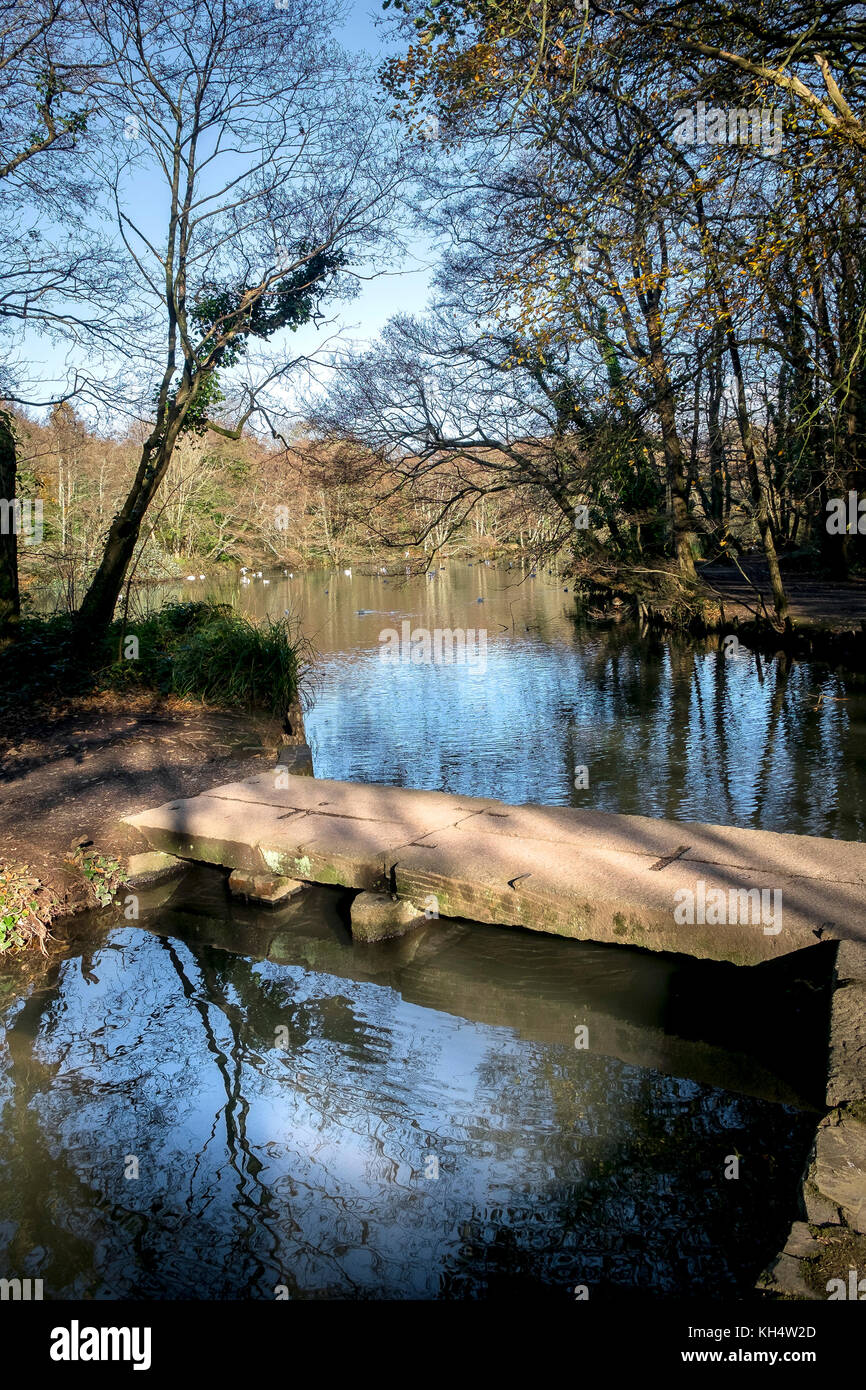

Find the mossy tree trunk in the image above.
[{"left": 0, "top": 408, "right": 20, "bottom": 636}]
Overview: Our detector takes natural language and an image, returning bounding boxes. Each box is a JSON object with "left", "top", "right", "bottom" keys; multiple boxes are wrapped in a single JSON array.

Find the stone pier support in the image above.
[
  {"left": 350, "top": 891, "right": 427, "bottom": 944},
  {"left": 758, "top": 939, "right": 866, "bottom": 1300},
  {"left": 228, "top": 869, "right": 305, "bottom": 906}
]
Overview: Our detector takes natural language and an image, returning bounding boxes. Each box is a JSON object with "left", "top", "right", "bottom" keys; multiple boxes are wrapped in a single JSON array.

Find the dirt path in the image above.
[
  {"left": 699, "top": 560, "right": 866, "bottom": 626},
  {"left": 0, "top": 694, "right": 284, "bottom": 924}
]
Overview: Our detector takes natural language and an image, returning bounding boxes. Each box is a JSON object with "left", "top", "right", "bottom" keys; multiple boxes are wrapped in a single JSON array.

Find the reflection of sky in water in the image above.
[
  {"left": 0, "top": 923, "right": 815, "bottom": 1299},
  {"left": 157, "top": 565, "right": 866, "bottom": 838},
  {"left": 306, "top": 630, "right": 865, "bottom": 840}
]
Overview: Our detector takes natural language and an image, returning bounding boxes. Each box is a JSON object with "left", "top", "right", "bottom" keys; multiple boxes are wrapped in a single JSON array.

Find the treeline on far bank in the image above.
[
  {"left": 9, "top": 402, "right": 572, "bottom": 613},
  {"left": 10, "top": 388, "right": 866, "bottom": 637}
]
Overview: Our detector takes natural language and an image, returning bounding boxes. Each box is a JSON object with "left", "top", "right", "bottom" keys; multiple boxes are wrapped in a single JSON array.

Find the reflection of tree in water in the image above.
[
  {"left": 0, "top": 931, "right": 466, "bottom": 1298},
  {"left": 0, "top": 927, "right": 817, "bottom": 1299},
  {"left": 311, "top": 613, "right": 866, "bottom": 836},
  {"left": 1, "top": 938, "right": 299, "bottom": 1297},
  {"left": 0, "top": 956, "right": 144, "bottom": 1297},
  {"left": 434, "top": 1044, "right": 815, "bottom": 1299},
  {"left": 565, "top": 626, "right": 864, "bottom": 836}
]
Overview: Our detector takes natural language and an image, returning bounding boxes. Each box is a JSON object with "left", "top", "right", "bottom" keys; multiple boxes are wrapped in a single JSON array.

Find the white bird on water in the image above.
[
  {"left": 185, "top": 574, "right": 195, "bottom": 581},
  {"left": 263, "top": 579, "right": 270, "bottom": 585}
]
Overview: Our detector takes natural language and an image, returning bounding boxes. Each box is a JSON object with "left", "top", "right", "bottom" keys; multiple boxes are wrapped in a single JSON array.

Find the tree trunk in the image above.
[
  {"left": 690, "top": 185, "right": 788, "bottom": 619},
  {"left": 646, "top": 356, "right": 698, "bottom": 582},
  {"left": 706, "top": 340, "right": 727, "bottom": 527},
  {"left": 77, "top": 422, "right": 181, "bottom": 635},
  {"left": 0, "top": 409, "right": 20, "bottom": 636},
  {"left": 725, "top": 338, "right": 789, "bottom": 621},
  {"left": 639, "top": 274, "right": 700, "bottom": 583}
]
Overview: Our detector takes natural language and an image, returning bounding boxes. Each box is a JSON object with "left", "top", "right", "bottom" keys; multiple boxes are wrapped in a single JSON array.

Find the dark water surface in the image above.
[
  {"left": 3, "top": 564, "right": 854, "bottom": 1299},
  {"left": 0, "top": 869, "right": 827, "bottom": 1300}
]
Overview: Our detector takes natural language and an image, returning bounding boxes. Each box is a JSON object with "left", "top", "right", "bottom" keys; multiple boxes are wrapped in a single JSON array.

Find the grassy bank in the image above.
[
  {"left": 0, "top": 602, "right": 312, "bottom": 956},
  {"left": 0, "top": 601, "right": 310, "bottom": 724}
]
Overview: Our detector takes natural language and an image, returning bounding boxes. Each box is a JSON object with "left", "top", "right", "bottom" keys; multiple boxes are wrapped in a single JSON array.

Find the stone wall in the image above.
[{"left": 759, "top": 941, "right": 866, "bottom": 1300}]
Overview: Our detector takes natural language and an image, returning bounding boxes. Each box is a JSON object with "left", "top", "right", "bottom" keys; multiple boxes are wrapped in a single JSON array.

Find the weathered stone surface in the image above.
[
  {"left": 228, "top": 869, "right": 305, "bottom": 905},
  {"left": 124, "top": 776, "right": 866, "bottom": 965},
  {"left": 826, "top": 981, "right": 866, "bottom": 1106},
  {"left": 350, "top": 891, "right": 427, "bottom": 944},
  {"left": 802, "top": 1180, "right": 841, "bottom": 1227},
  {"left": 258, "top": 815, "right": 423, "bottom": 892},
  {"left": 835, "top": 939, "right": 866, "bottom": 984},
  {"left": 445, "top": 803, "right": 866, "bottom": 888},
  {"left": 782, "top": 1221, "right": 822, "bottom": 1259},
  {"left": 394, "top": 832, "right": 824, "bottom": 965},
  {"left": 124, "top": 796, "right": 305, "bottom": 873},
  {"left": 759, "top": 1253, "right": 820, "bottom": 1300},
  {"left": 811, "top": 1116, "right": 866, "bottom": 1233},
  {"left": 126, "top": 850, "right": 185, "bottom": 884}
]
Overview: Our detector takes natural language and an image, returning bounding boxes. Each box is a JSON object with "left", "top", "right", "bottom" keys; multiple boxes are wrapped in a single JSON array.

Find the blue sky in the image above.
[
  {"left": 318, "top": 0, "right": 436, "bottom": 343},
  {"left": 19, "top": 0, "right": 437, "bottom": 425}
]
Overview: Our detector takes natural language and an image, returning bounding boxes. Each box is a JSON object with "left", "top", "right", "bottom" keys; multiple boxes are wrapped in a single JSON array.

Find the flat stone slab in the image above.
[
  {"left": 123, "top": 776, "right": 866, "bottom": 965},
  {"left": 394, "top": 829, "right": 855, "bottom": 964},
  {"left": 227, "top": 869, "right": 305, "bottom": 905}
]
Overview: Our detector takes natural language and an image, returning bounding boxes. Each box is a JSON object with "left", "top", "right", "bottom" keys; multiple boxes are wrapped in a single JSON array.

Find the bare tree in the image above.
[
  {"left": 75, "top": 0, "right": 405, "bottom": 634},
  {"left": 309, "top": 312, "right": 623, "bottom": 566},
  {"left": 0, "top": 0, "right": 116, "bottom": 633}
]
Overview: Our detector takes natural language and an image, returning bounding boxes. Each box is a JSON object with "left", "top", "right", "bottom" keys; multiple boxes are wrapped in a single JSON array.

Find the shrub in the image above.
[
  {"left": 124, "top": 602, "right": 307, "bottom": 714},
  {"left": 0, "top": 602, "right": 310, "bottom": 718}
]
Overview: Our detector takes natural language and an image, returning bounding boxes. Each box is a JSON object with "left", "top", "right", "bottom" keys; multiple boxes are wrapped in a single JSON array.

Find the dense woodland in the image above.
[
  {"left": 9, "top": 405, "right": 564, "bottom": 611},
  {"left": 1, "top": 1, "right": 865, "bottom": 635}
]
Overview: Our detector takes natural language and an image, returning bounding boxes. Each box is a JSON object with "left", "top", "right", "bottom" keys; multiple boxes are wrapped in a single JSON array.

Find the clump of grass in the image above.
[
  {"left": 0, "top": 602, "right": 311, "bottom": 719},
  {"left": 170, "top": 611, "right": 303, "bottom": 713},
  {"left": 108, "top": 602, "right": 310, "bottom": 715},
  {"left": 66, "top": 843, "right": 128, "bottom": 908}
]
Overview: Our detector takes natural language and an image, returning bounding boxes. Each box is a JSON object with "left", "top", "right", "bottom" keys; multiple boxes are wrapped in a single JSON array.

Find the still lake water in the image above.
[
  {"left": 1, "top": 564, "right": 859, "bottom": 1299},
  {"left": 223, "top": 562, "right": 866, "bottom": 838},
  {"left": 0, "top": 872, "right": 827, "bottom": 1300}
]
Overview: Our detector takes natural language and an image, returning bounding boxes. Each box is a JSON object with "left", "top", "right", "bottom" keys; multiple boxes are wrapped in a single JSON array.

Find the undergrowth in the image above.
[{"left": 0, "top": 602, "right": 310, "bottom": 718}]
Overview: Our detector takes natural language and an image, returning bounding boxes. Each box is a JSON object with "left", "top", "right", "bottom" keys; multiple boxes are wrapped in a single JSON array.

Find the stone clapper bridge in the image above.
[
  {"left": 125, "top": 771, "right": 866, "bottom": 1297},
  {"left": 125, "top": 771, "right": 866, "bottom": 966}
]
